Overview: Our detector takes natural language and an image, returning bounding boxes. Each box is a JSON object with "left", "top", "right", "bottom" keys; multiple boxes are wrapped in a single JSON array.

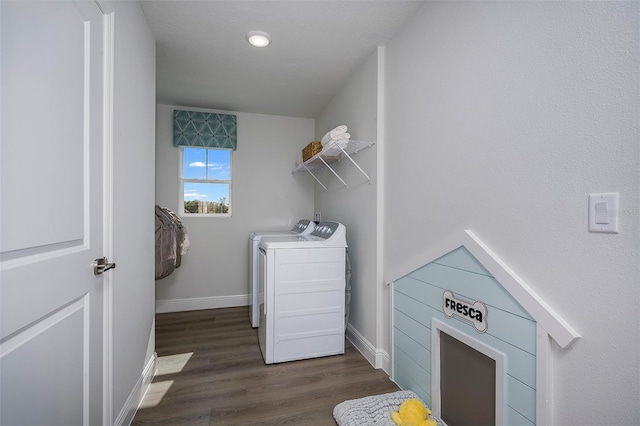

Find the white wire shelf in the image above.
[{"left": 292, "top": 140, "right": 375, "bottom": 190}]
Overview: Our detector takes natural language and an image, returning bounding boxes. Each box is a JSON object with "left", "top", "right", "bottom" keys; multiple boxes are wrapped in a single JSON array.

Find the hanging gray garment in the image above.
[
  {"left": 155, "top": 205, "right": 177, "bottom": 280},
  {"left": 160, "top": 207, "right": 189, "bottom": 268}
]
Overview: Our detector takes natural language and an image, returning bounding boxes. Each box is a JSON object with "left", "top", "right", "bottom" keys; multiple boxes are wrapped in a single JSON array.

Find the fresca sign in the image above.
[{"left": 443, "top": 290, "right": 488, "bottom": 333}]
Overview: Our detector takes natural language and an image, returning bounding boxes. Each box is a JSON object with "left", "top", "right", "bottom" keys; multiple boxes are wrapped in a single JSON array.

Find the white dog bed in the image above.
[{"left": 333, "top": 390, "right": 444, "bottom": 426}]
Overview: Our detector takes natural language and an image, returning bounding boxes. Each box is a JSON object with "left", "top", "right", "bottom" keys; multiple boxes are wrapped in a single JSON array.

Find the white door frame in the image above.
[{"left": 100, "top": 5, "right": 115, "bottom": 425}]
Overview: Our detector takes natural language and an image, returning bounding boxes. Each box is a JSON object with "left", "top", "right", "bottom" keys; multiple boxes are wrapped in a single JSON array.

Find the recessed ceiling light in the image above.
[{"left": 247, "top": 31, "right": 271, "bottom": 48}]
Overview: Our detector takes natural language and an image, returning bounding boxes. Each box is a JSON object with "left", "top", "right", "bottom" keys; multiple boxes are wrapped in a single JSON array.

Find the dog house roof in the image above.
[{"left": 389, "top": 229, "right": 580, "bottom": 349}]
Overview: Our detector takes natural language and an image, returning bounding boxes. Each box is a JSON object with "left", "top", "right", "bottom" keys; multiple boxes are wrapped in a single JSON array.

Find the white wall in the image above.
[
  {"left": 105, "top": 1, "right": 157, "bottom": 423},
  {"left": 314, "top": 51, "right": 385, "bottom": 367},
  {"left": 155, "top": 104, "right": 315, "bottom": 310},
  {"left": 383, "top": 2, "right": 639, "bottom": 425}
]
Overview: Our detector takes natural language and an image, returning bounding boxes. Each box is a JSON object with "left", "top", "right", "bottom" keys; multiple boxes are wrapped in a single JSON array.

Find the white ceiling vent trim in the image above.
[{"left": 388, "top": 229, "right": 580, "bottom": 349}]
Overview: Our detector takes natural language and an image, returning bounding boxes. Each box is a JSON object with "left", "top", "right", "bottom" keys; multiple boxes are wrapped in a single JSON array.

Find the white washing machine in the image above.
[
  {"left": 249, "top": 219, "right": 315, "bottom": 328},
  {"left": 258, "top": 221, "right": 347, "bottom": 364}
]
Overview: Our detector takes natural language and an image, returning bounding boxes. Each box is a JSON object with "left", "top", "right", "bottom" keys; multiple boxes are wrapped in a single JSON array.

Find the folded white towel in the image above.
[
  {"left": 321, "top": 138, "right": 349, "bottom": 156},
  {"left": 321, "top": 125, "right": 348, "bottom": 145},
  {"left": 322, "top": 133, "right": 351, "bottom": 146}
]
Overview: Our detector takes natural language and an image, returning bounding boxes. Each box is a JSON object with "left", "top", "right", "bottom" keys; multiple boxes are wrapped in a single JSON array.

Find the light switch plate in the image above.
[{"left": 589, "top": 193, "right": 619, "bottom": 233}]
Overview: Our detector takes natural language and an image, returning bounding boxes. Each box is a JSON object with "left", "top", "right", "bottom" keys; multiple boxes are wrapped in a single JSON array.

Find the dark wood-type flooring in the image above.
[{"left": 132, "top": 307, "right": 400, "bottom": 425}]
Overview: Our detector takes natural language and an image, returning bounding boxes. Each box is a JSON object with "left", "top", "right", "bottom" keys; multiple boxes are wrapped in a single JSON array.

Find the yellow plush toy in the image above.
[{"left": 390, "top": 398, "right": 438, "bottom": 426}]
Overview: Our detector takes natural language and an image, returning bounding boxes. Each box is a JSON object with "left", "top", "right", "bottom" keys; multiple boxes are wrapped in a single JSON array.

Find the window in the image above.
[{"left": 180, "top": 147, "right": 232, "bottom": 216}]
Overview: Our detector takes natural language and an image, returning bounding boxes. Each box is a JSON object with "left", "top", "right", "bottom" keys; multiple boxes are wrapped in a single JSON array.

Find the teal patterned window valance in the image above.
[{"left": 173, "top": 110, "right": 237, "bottom": 150}]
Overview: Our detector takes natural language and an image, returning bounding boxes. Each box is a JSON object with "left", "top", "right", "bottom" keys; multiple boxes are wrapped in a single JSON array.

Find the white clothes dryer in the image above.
[
  {"left": 248, "top": 219, "right": 315, "bottom": 328},
  {"left": 258, "top": 221, "right": 347, "bottom": 364}
]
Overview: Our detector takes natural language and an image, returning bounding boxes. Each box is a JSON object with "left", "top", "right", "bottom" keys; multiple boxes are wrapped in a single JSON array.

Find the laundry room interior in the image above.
[
  {"left": 150, "top": 1, "right": 638, "bottom": 425},
  {"left": 149, "top": 0, "right": 638, "bottom": 423},
  {"left": 2, "top": 1, "right": 637, "bottom": 425}
]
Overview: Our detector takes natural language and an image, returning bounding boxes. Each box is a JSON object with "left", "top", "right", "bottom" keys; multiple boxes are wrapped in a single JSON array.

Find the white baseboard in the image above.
[
  {"left": 116, "top": 352, "right": 157, "bottom": 426},
  {"left": 346, "top": 323, "right": 391, "bottom": 374},
  {"left": 155, "top": 295, "right": 249, "bottom": 313}
]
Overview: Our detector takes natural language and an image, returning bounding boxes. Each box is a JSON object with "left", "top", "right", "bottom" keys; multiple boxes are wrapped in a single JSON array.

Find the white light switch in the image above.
[
  {"left": 594, "top": 202, "right": 609, "bottom": 224},
  {"left": 589, "top": 193, "right": 619, "bottom": 233}
]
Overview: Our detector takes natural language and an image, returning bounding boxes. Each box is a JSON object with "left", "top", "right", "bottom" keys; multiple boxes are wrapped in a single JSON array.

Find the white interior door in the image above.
[{"left": 0, "top": 1, "right": 108, "bottom": 424}]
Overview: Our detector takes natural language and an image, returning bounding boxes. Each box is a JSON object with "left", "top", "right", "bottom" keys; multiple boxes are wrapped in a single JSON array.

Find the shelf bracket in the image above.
[
  {"left": 337, "top": 144, "right": 371, "bottom": 182},
  {"left": 319, "top": 156, "right": 347, "bottom": 187},
  {"left": 303, "top": 164, "right": 328, "bottom": 191}
]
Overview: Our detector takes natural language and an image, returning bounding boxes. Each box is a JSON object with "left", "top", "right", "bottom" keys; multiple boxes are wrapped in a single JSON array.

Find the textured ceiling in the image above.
[{"left": 140, "top": 0, "right": 425, "bottom": 118}]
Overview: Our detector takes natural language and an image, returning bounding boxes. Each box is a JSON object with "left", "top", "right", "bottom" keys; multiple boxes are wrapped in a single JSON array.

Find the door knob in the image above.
[{"left": 94, "top": 257, "right": 116, "bottom": 275}]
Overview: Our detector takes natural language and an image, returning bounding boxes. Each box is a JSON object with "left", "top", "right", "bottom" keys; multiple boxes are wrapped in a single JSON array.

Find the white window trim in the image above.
[{"left": 179, "top": 147, "right": 232, "bottom": 218}]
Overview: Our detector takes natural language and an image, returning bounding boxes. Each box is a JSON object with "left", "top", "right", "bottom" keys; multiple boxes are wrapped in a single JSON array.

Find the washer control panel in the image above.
[
  {"left": 292, "top": 219, "right": 314, "bottom": 234},
  {"left": 310, "top": 221, "right": 341, "bottom": 240}
]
